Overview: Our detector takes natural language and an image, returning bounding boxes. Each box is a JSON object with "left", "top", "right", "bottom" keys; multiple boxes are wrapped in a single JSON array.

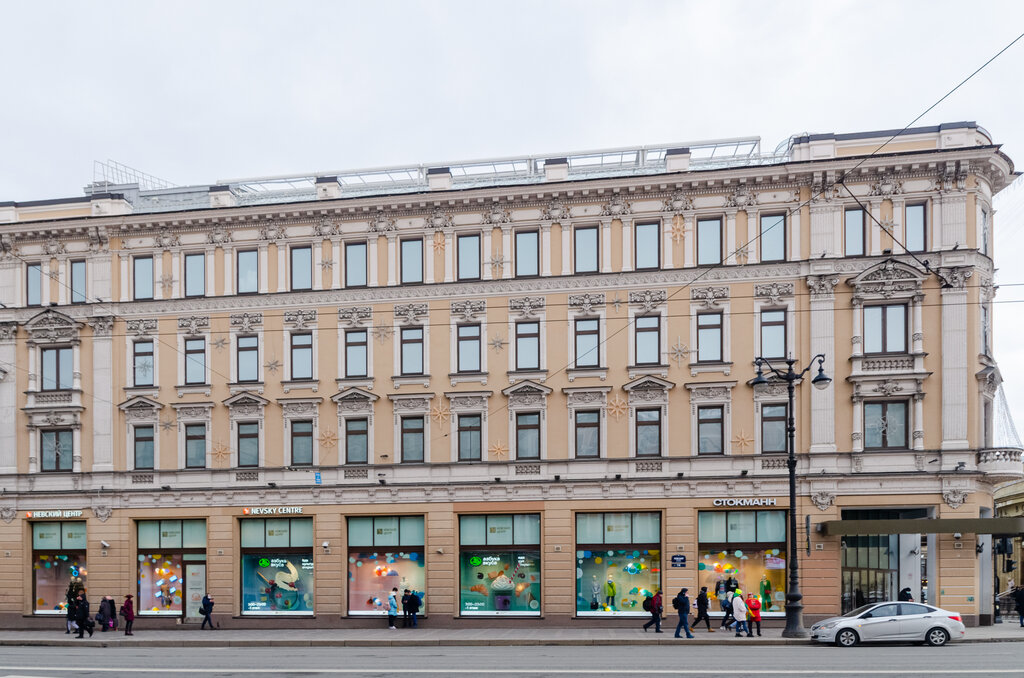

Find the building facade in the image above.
[{"left": 0, "top": 122, "right": 1020, "bottom": 628}]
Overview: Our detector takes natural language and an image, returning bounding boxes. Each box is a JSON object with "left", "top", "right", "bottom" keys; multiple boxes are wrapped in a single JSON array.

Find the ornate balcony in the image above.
[{"left": 977, "top": 448, "right": 1024, "bottom": 481}]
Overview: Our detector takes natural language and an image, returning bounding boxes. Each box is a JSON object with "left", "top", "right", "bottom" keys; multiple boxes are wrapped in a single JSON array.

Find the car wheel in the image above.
[
  {"left": 925, "top": 627, "right": 949, "bottom": 647},
  {"left": 835, "top": 629, "right": 859, "bottom": 647}
]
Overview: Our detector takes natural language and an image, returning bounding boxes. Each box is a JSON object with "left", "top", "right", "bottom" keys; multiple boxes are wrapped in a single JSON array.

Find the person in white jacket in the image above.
[{"left": 732, "top": 589, "right": 751, "bottom": 637}]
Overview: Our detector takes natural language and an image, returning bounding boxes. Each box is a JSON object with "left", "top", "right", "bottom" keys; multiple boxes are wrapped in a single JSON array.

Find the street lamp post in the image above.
[{"left": 751, "top": 354, "right": 831, "bottom": 639}]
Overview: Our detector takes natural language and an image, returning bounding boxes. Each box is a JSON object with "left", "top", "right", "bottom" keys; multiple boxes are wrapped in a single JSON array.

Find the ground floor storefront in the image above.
[{"left": 0, "top": 491, "right": 998, "bottom": 628}]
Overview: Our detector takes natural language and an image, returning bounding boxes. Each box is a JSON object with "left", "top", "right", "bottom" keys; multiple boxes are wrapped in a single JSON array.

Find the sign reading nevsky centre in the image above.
[
  {"left": 711, "top": 498, "right": 778, "bottom": 507},
  {"left": 25, "top": 510, "right": 84, "bottom": 519},
  {"left": 242, "top": 506, "right": 304, "bottom": 515}
]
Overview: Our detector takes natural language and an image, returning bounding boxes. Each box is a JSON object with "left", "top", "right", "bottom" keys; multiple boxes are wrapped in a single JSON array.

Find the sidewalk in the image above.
[{"left": 1, "top": 623, "right": 1022, "bottom": 647}]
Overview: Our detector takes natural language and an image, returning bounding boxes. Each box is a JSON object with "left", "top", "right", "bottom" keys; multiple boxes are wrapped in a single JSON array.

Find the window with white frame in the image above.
[
  {"left": 345, "top": 329, "right": 368, "bottom": 378},
  {"left": 515, "top": 230, "right": 539, "bottom": 277},
  {"left": 844, "top": 209, "right": 865, "bottom": 256},
  {"left": 759, "top": 310, "right": 786, "bottom": 360},
  {"left": 400, "top": 327, "right": 424, "bottom": 375},
  {"left": 516, "top": 412, "right": 541, "bottom": 460},
  {"left": 635, "top": 408, "right": 662, "bottom": 456},
  {"left": 291, "top": 246, "right": 313, "bottom": 291},
  {"left": 864, "top": 401, "right": 907, "bottom": 450},
  {"left": 457, "top": 234, "right": 480, "bottom": 281},
  {"left": 634, "top": 315, "right": 660, "bottom": 365},
  {"left": 696, "top": 313, "right": 722, "bottom": 362},
  {"left": 981, "top": 207, "right": 990, "bottom": 256},
  {"left": 864, "top": 304, "right": 906, "bottom": 354},
  {"left": 574, "top": 410, "right": 600, "bottom": 458},
  {"left": 26, "top": 262, "right": 42, "bottom": 306},
  {"left": 185, "top": 423, "right": 206, "bottom": 468},
  {"left": 697, "top": 218, "right": 721, "bottom": 266},
  {"left": 134, "top": 425, "right": 155, "bottom": 469},
  {"left": 760, "top": 214, "right": 786, "bottom": 262},
  {"left": 574, "top": 318, "right": 600, "bottom": 368},
  {"left": 237, "top": 250, "right": 258, "bottom": 294},
  {"left": 575, "top": 226, "right": 599, "bottom": 273},
  {"left": 345, "top": 418, "right": 368, "bottom": 464},
  {"left": 184, "top": 338, "right": 206, "bottom": 385},
  {"left": 457, "top": 414, "right": 482, "bottom": 461},
  {"left": 237, "top": 422, "right": 260, "bottom": 467},
  {"left": 760, "top": 404, "right": 786, "bottom": 454},
  {"left": 133, "top": 340, "right": 154, "bottom": 387},
  {"left": 345, "top": 242, "right": 367, "bottom": 287},
  {"left": 290, "top": 333, "right": 313, "bottom": 380},
  {"left": 237, "top": 336, "right": 260, "bottom": 383},
  {"left": 41, "top": 346, "right": 73, "bottom": 390},
  {"left": 697, "top": 405, "right": 724, "bottom": 454},
  {"left": 40, "top": 430, "right": 73, "bottom": 472},
  {"left": 291, "top": 420, "right": 314, "bottom": 466},
  {"left": 401, "top": 238, "right": 423, "bottom": 284},
  {"left": 515, "top": 321, "right": 540, "bottom": 371},
  {"left": 905, "top": 204, "right": 926, "bottom": 253},
  {"left": 634, "top": 222, "right": 660, "bottom": 270},
  {"left": 184, "top": 253, "right": 205, "bottom": 297},
  {"left": 457, "top": 324, "right": 481, "bottom": 373},
  {"left": 401, "top": 416, "right": 425, "bottom": 462},
  {"left": 70, "top": 260, "right": 87, "bottom": 304},
  {"left": 133, "top": 256, "right": 154, "bottom": 300}
]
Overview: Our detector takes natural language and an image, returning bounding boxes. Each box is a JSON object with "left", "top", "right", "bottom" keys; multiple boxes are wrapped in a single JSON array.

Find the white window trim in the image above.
[
  {"left": 685, "top": 381, "right": 735, "bottom": 456},
  {"left": 126, "top": 335, "right": 159, "bottom": 390},
  {"left": 626, "top": 308, "right": 668, "bottom": 374},
  {"left": 449, "top": 319, "right": 488, "bottom": 384},
  {"left": 688, "top": 301, "right": 731, "bottom": 377},
  {"left": 177, "top": 333, "right": 211, "bottom": 392},
  {"left": 503, "top": 382, "right": 552, "bottom": 461},
  {"left": 753, "top": 299, "right": 794, "bottom": 361},
  {"left": 231, "top": 418, "right": 265, "bottom": 469},
  {"left": 231, "top": 332, "right": 263, "bottom": 385},
  {"left": 509, "top": 314, "right": 546, "bottom": 374},
  {"left": 180, "top": 250, "right": 209, "bottom": 298},
  {"left": 128, "top": 421, "right": 160, "bottom": 472},
  {"left": 284, "top": 327, "right": 318, "bottom": 385},
  {"left": 393, "top": 323, "right": 429, "bottom": 387},
  {"left": 754, "top": 399, "right": 788, "bottom": 456},
  {"left": 389, "top": 394, "right": 433, "bottom": 464},
  {"left": 280, "top": 399, "right": 321, "bottom": 467},
  {"left": 567, "top": 307, "right": 607, "bottom": 374},
  {"left": 563, "top": 387, "right": 610, "bottom": 459},
  {"left": 447, "top": 392, "right": 491, "bottom": 462},
  {"left": 174, "top": 405, "right": 213, "bottom": 470},
  {"left": 334, "top": 388, "right": 378, "bottom": 465}
]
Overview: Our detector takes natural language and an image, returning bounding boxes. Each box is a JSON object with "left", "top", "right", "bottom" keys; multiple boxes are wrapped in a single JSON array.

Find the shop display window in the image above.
[
  {"left": 458, "top": 514, "right": 541, "bottom": 615},
  {"left": 696, "top": 510, "right": 787, "bottom": 615},
  {"left": 137, "top": 519, "right": 206, "bottom": 616},
  {"left": 32, "top": 521, "right": 86, "bottom": 614},
  {"left": 348, "top": 516, "right": 426, "bottom": 615},
  {"left": 240, "top": 517, "right": 314, "bottom": 615},
  {"left": 575, "top": 512, "right": 661, "bottom": 616}
]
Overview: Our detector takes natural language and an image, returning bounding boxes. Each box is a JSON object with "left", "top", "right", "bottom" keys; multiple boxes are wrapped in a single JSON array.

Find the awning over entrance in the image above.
[{"left": 820, "top": 516, "right": 1024, "bottom": 537}]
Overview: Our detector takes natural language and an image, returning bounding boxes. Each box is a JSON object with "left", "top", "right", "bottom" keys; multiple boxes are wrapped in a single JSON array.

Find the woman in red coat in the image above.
[
  {"left": 745, "top": 592, "right": 762, "bottom": 636},
  {"left": 120, "top": 594, "right": 135, "bottom": 636}
]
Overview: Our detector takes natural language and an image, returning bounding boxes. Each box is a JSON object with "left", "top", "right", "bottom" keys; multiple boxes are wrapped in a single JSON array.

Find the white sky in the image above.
[{"left": 2, "top": 0, "right": 1024, "bottom": 435}]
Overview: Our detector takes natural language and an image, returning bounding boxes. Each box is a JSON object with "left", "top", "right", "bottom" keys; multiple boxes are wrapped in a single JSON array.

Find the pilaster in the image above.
[
  {"left": 807, "top": 274, "right": 838, "bottom": 452},
  {"left": 940, "top": 267, "right": 971, "bottom": 449}
]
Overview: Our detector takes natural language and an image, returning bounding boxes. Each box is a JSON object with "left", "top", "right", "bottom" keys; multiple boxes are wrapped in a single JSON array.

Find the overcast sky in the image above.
[{"left": 3, "top": 0, "right": 1024, "bottom": 437}]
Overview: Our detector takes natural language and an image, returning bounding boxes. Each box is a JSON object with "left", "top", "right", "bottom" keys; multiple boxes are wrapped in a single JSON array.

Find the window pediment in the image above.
[
  {"left": 24, "top": 310, "right": 80, "bottom": 345},
  {"left": 847, "top": 259, "right": 927, "bottom": 301},
  {"left": 117, "top": 395, "right": 163, "bottom": 423},
  {"left": 502, "top": 380, "right": 551, "bottom": 409}
]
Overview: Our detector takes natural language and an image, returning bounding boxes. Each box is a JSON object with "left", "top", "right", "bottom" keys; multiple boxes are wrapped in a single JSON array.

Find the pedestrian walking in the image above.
[
  {"left": 120, "top": 594, "right": 135, "bottom": 636},
  {"left": 642, "top": 589, "right": 663, "bottom": 633},
  {"left": 405, "top": 589, "right": 421, "bottom": 628},
  {"left": 1013, "top": 585, "right": 1024, "bottom": 627},
  {"left": 201, "top": 593, "right": 215, "bottom": 630},
  {"left": 64, "top": 580, "right": 82, "bottom": 634},
  {"left": 692, "top": 586, "right": 714, "bottom": 632},
  {"left": 673, "top": 588, "right": 694, "bottom": 639},
  {"left": 74, "top": 592, "right": 93, "bottom": 638},
  {"left": 387, "top": 587, "right": 398, "bottom": 629},
  {"left": 731, "top": 589, "right": 751, "bottom": 637},
  {"left": 720, "top": 590, "right": 735, "bottom": 630},
  {"left": 746, "top": 592, "right": 762, "bottom": 636}
]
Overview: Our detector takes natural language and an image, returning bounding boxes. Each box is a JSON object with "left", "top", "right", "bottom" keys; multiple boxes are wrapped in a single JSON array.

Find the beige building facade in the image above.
[{"left": 0, "top": 122, "right": 1020, "bottom": 628}]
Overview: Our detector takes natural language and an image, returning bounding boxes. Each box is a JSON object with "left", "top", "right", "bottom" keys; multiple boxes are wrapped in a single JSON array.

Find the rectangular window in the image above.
[
  {"left": 457, "top": 234, "right": 480, "bottom": 281},
  {"left": 400, "top": 238, "right": 423, "bottom": 284},
  {"left": 516, "top": 412, "right": 540, "bottom": 460},
  {"left": 574, "top": 318, "right": 600, "bottom": 368},
  {"left": 27, "top": 262, "right": 42, "bottom": 306},
  {"left": 401, "top": 416, "right": 424, "bottom": 463},
  {"left": 845, "top": 209, "right": 864, "bottom": 256},
  {"left": 515, "top": 322, "right": 540, "bottom": 371},
  {"left": 32, "top": 520, "right": 87, "bottom": 612},
  {"left": 863, "top": 304, "right": 906, "bottom": 354},
  {"left": 133, "top": 256, "right": 153, "bottom": 300},
  {"left": 458, "top": 414, "right": 482, "bottom": 461},
  {"left": 574, "top": 410, "right": 600, "bottom": 458},
  {"left": 347, "top": 516, "right": 426, "bottom": 615},
  {"left": 237, "top": 422, "right": 259, "bottom": 467},
  {"left": 458, "top": 514, "right": 541, "bottom": 615},
  {"left": 697, "top": 313, "right": 723, "bottom": 363},
  {"left": 70, "top": 260, "right": 87, "bottom": 304},
  {"left": 574, "top": 512, "right": 660, "bottom": 615},
  {"left": 760, "top": 214, "right": 786, "bottom": 262},
  {"left": 133, "top": 340, "right": 154, "bottom": 387},
  {"left": 345, "top": 242, "right": 367, "bottom": 287},
  {"left": 575, "top": 226, "right": 599, "bottom": 273},
  {"left": 697, "top": 405, "right": 724, "bottom": 454},
  {"left": 864, "top": 401, "right": 908, "bottom": 449},
  {"left": 635, "top": 408, "right": 662, "bottom": 456},
  {"left": 184, "top": 253, "right": 205, "bottom": 297},
  {"left": 291, "top": 246, "right": 312, "bottom": 290},
  {"left": 240, "top": 518, "right": 314, "bottom": 615},
  {"left": 134, "top": 425, "right": 155, "bottom": 470},
  {"left": 40, "top": 429, "right": 73, "bottom": 472},
  {"left": 345, "top": 418, "right": 368, "bottom": 464},
  {"left": 905, "top": 204, "right": 926, "bottom": 253},
  {"left": 981, "top": 208, "right": 990, "bottom": 256},
  {"left": 345, "top": 330, "right": 368, "bottom": 378},
  {"left": 236, "top": 336, "right": 259, "bottom": 383},
  {"left": 136, "top": 519, "right": 206, "bottom": 617},
  {"left": 290, "top": 333, "right": 313, "bottom": 380},
  {"left": 760, "top": 310, "right": 786, "bottom": 359},
  {"left": 697, "top": 218, "right": 722, "bottom": 266},
  {"left": 237, "top": 250, "right": 258, "bottom": 294},
  {"left": 185, "top": 423, "right": 206, "bottom": 468},
  {"left": 291, "top": 420, "right": 313, "bottom": 466},
  {"left": 634, "top": 315, "right": 660, "bottom": 365},
  {"left": 457, "top": 324, "right": 481, "bottom": 373},
  {"left": 184, "top": 338, "right": 206, "bottom": 385},
  {"left": 761, "top": 404, "right": 787, "bottom": 454},
  {"left": 400, "top": 327, "right": 423, "bottom": 375},
  {"left": 515, "top": 230, "right": 539, "bottom": 277},
  {"left": 634, "top": 222, "right": 660, "bottom": 270},
  {"left": 40, "top": 347, "right": 73, "bottom": 390}
]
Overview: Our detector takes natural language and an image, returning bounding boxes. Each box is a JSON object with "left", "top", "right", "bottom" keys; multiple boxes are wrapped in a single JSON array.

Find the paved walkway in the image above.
[{"left": 2, "top": 623, "right": 1023, "bottom": 647}]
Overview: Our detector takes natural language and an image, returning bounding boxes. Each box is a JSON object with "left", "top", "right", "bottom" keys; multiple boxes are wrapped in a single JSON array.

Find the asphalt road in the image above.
[{"left": 0, "top": 644, "right": 1021, "bottom": 677}]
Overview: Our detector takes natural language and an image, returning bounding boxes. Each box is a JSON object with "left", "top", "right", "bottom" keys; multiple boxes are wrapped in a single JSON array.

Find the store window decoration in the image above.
[
  {"left": 575, "top": 512, "right": 661, "bottom": 616},
  {"left": 347, "top": 516, "right": 425, "bottom": 615},
  {"left": 459, "top": 514, "right": 541, "bottom": 616},
  {"left": 137, "top": 519, "right": 207, "bottom": 616},
  {"left": 32, "top": 521, "right": 87, "bottom": 614},
  {"left": 696, "top": 510, "right": 786, "bottom": 616},
  {"left": 240, "top": 517, "right": 314, "bottom": 615}
]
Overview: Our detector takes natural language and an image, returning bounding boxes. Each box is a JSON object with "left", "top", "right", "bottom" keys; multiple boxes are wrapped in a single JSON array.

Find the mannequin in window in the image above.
[
  {"left": 604, "top": 576, "right": 617, "bottom": 608},
  {"left": 590, "top": 575, "right": 601, "bottom": 609},
  {"left": 760, "top": 575, "right": 773, "bottom": 611}
]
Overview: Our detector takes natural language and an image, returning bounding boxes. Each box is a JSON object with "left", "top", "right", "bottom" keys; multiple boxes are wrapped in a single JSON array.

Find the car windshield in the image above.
[{"left": 842, "top": 604, "right": 878, "bottom": 618}]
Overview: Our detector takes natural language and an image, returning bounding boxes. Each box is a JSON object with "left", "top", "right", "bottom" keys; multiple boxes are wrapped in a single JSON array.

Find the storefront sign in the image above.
[
  {"left": 241, "top": 506, "right": 304, "bottom": 515},
  {"left": 26, "top": 510, "right": 84, "bottom": 519},
  {"left": 711, "top": 498, "right": 777, "bottom": 507},
  {"left": 671, "top": 555, "right": 687, "bottom": 568}
]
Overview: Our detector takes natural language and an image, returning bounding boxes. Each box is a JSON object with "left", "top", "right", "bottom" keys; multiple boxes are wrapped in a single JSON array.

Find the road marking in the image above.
[{"left": 0, "top": 668, "right": 1021, "bottom": 675}]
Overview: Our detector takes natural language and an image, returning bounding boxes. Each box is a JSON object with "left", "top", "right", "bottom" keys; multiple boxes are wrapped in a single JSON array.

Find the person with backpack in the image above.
[
  {"left": 200, "top": 593, "right": 215, "bottom": 630},
  {"left": 642, "top": 589, "right": 663, "bottom": 633},
  {"left": 672, "top": 588, "right": 694, "bottom": 639},
  {"left": 74, "top": 592, "right": 93, "bottom": 638},
  {"left": 720, "top": 590, "right": 735, "bottom": 630},
  {"left": 404, "top": 589, "right": 421, "bottom": 628},
  {"left": 692, "top": 586, "right": 714, "bottom": 632}
]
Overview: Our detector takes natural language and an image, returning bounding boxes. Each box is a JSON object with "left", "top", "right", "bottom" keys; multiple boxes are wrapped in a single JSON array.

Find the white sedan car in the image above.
[{"left": 810, "top": 601, "right": 966, "bottom": 647}]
